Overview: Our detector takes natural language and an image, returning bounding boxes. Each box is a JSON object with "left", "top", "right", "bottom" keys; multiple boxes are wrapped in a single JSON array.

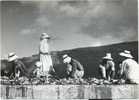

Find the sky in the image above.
[{"left": 1, "top": 0, "right": 138, "bottom": 58}]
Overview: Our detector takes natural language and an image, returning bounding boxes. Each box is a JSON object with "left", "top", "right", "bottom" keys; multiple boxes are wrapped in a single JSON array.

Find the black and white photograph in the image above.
[{"left": 0, "top": 0, "right": 139, "bottom": 100}]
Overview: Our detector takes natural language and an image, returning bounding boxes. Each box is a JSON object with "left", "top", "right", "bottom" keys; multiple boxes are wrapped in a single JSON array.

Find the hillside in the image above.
[
  {"left": 1, "top": 41, "right": 138, "bottom": 78},
  {"left": 51, "top": 41, "right": 138, "bottom": 78}
]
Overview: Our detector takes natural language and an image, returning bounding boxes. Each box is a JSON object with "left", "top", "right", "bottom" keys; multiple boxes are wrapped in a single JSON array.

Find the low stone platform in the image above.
[{"left": 0, "top": 85, "right": 139, "bottom": 99}]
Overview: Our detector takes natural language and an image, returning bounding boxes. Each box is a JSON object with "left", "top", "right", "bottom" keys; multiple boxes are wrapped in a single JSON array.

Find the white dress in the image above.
[{"left": 39, "top": 39, "right": 53, "bottom": 74}]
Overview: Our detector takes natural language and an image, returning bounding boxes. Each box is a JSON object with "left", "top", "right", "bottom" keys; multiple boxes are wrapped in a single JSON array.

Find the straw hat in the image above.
[
  {"left": 41, "top": 33, "right": 50, "bottom": 39},
  {"left": 8, "top": 52, "right": 18, "bottom": 62},
  {"left": 63, "top": 54, "right": 71, "bottom": 63},
  {"left": 119, "top": 50, "right": 133, "bottom": 58},
  {"left": 103, "top": 53, "right": 113, "bottom": 60},
  {"left": 35, "top": 61, "right": 42, "bottom": 68}
]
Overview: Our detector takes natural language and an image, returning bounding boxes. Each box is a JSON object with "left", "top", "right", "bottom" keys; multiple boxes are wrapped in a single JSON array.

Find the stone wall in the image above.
[{"left": 0, "top": 85, "right": 139, "bottom": 99}]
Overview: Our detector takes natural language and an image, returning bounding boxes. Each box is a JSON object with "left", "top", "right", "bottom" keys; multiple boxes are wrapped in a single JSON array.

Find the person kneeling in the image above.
[
  {"left": 119, "top": 50, "right": 139, "bottom": 84},
  {"left": 63, "top": 54, "right": 84, "bottom": 80},
  {"left": 99, "top": 53, "right": 115, "bottom": 82},
  {"left": 8, "top": 52, "right": 29, "bottom": 84}
]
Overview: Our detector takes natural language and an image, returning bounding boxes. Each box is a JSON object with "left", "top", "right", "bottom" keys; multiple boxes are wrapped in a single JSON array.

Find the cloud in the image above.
[
  {"left": 19, "top": 0, "right": 137, "bottom": 42},
  {"left": 79, "top": 0, "right": 137, "bottom": 41},
  {"left": 50, "top": 0, "right": 137, "bottom": 42},
  {"left": 35, "top": 16, "right": 51, "bottom": 27},
  {"left": 20, "top": 28, "right": 33, "bottom": 35},
  {"left": 1, "top": 0, "right": 138, "bottom": 58}
]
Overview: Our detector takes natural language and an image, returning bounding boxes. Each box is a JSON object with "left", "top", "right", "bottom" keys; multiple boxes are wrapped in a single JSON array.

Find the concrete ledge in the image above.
[{"left": 0, "top": 85, "right": 139, "bottom": 99}]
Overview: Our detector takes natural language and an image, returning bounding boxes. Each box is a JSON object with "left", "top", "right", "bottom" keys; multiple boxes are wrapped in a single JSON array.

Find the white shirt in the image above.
[
  {"left": 39, "top": 39, "right": 49, "bottom": 53},
  {"left": 121, "top": 58, "right": 139, "bottom": 83}
]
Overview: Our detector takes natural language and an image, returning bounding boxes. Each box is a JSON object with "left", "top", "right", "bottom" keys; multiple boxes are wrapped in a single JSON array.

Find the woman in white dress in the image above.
[{"left": 39, "top": 33, "right": 53, "bottom": 77}]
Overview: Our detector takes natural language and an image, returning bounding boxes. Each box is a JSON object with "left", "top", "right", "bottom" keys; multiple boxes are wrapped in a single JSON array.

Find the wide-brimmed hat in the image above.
[
  {"left": 63, "top": 54, "right": 71, "bottom": 63},
  {"left": 103, "top": 53, "right": 113, "bottom": 60},
  {"left": 119, "top": 50, "right": 133, "bottom": 58},
  {"left": 8, "top": 52, "right": 18, "bottom": 62},
  {"left": 41, "top": 33, "right": 50, "bottom": 39},
  {"left": 35, "top": 61, "right": 42, "bottom": 68}
]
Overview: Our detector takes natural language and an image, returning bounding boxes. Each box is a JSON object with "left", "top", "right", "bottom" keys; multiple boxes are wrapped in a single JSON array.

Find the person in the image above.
[
  {"left": 99, "top": 53, "right": 115, "bottom": 81},
  {"left": 63, "top": 54, "right": 84, "bottom": 79},
  {"left": 8, "top": 52, "right": 29, "bottom": 80},
  {"left": 119, "top": 50, "right": 139, "bottom": 84},
  {"left": 39, "top": 33, "right": 55, "bottom": 78},
  {"left": 33, "top": 61, "right": 42, "bottom": 78}
]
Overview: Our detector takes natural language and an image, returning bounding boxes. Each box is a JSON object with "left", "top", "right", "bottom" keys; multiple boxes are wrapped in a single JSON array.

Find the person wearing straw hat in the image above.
[
  {"left": 8, "top": 52, "right": 28, "bottom": 79},
  {"left": 63, "top": 54, "right": 84, "bottom": 79},
  {"left": 33, "top": 61, "right": 42, "bottom": 78},
  {"left": 39, "top": 33, "right": 55, "bottom": 79},
  {"left": 99, "top": 53, "right": 115, "bottom": 81},
  {"left": 119, "top": 50, "right": 139, "bottom": 84}
]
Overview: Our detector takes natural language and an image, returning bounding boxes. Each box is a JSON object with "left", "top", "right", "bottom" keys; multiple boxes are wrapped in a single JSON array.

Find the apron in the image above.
[{"left": 39, "top": 39, "right": 53, "bottom": 75}]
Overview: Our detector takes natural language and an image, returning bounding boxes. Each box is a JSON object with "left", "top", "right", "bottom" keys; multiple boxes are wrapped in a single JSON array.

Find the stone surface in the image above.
[
  {"left": 111, "top": 85, "right": 139, "bottom": 99},
  {"left": 0, "top": 85, "right": 6, "bottom": 99},
  {"left": 89, "top": 85, "right": 97, "bottom": 99},
  {"left": 58, "top": 85, "right": 94, "bottom": 99},
  {"left": 95, "top": 85, "right": 112, "bottom": 99},
  {"left": 59, "top": 85, "right": 79, "bottom": 99},
  {"left": 24, "top": 85, "right": 34, "bottom": 99},
  {"left": 31, "top": 85, "right": 58, "bottom": 99},
  {"left": 6, "top": 85, "right": 27, "bottom": 99},
  {"left": 0, "top": 85, "right": 139, "bottom": 99}
]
